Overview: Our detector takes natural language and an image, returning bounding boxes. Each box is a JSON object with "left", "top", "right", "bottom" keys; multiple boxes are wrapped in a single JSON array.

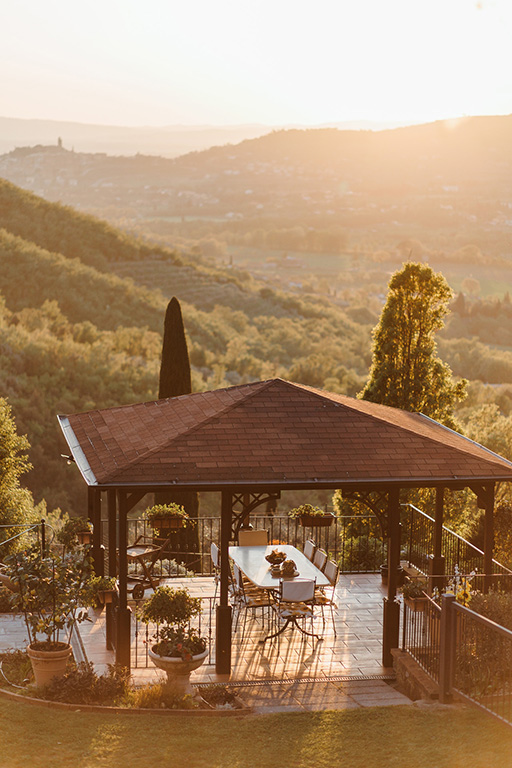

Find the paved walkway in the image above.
[{"left": 0, "top": 573, "right": 412, "bottom": 711}]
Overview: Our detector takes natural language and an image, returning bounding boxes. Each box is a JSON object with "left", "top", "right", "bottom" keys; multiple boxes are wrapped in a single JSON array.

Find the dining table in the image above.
[{"left": 228, "top": 543, "right": 330, "bottom": 590}]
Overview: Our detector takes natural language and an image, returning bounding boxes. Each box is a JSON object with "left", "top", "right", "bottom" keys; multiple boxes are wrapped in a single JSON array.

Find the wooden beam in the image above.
[{"left": 215, "top": 489, "right": 232, "bottom": 675}]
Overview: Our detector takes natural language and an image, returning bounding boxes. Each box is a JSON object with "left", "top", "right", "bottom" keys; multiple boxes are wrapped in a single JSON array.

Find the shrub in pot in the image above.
[
  {"left": 4, "top": 545, "right": 94, "bottom": 686},
  {"left": 57, "top": 516, "right": 93, "bottom": 550},
  {"left": 138, "top": 586, "right": 207, "bottom": 695}
]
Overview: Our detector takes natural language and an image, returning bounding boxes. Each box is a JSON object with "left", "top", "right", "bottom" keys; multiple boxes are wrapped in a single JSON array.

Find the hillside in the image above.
[{"left": 0, "top": 179, "right": 374, "bottom": 513}]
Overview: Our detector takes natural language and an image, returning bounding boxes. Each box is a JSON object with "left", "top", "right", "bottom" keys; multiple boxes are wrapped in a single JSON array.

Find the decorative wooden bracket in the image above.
[{"left": 231, "top": 491, "right": 281, "bottom": 538}]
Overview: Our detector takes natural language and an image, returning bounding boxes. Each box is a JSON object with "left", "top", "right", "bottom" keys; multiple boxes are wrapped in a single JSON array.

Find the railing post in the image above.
[
  {"left": 439, "top": 593, "right": 455, "bottom": 703},
  {"left": 40, "top": 518, "right": 46, "bottom": 557}
]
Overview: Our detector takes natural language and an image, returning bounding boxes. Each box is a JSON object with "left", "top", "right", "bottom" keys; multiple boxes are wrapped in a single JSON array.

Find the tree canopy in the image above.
[
  {"left": 360, "top": 262, "right": 467, "bottom": 428},
  {"left": 0, "top": 397, "right": 35, "bottom": 551}
]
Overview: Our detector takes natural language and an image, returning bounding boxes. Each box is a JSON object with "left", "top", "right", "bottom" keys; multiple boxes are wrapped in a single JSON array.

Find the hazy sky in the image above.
[{"left": 3, "top": 0, "right": 512, "bottom": 127}]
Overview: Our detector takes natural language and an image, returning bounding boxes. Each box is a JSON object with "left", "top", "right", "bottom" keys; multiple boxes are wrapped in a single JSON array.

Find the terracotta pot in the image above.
[
  {"left": 153, "top": 516, "right": 186, "bottom": 531},
  {"left": 149, "top": 647, "right": 208, "bottom": 695},
  {"left": 299, "top": 513, "right": 334, "bottom": 528},
  {"left": 27, "top": 642, "right": 72, "bottom": 687}
]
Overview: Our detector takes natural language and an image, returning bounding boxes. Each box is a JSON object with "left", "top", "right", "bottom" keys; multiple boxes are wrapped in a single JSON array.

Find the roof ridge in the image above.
[
  {"left": 280, "top": 380, "right": 512, "bottom": 471},
  {"left": 102, "top": 379, "right": 277, "bottom": 482}
]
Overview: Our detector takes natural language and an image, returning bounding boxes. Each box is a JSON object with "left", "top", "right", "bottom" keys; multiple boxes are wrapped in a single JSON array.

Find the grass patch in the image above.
[{"left": 1, "top": 697, "right": 512, "bottom": 768}]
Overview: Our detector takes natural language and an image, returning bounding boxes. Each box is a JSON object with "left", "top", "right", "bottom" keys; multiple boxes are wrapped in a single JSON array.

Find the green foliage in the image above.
[
  {"left": 138, "top": 586, "right": 205, "bottom": 659},
  {"left": 40, "top": 662, "right": 130, "bottom": 705},
  {"left": 143, "top": 503, "right": 190, "bottom": 523},
  {"left": 0, "top": 397, "right": 35, "bottom": 552},
  {"left": 288, "top": 503, "right": 325, "bottom": 518},
  {"left": 338, "top": 536, "right": 386, "bottom": 572},
  {"left": 4, "top": 546, "right": 94, "bottom": 646},
  {"left": 360, "top": 262, "right": 467, "bottom": 427}
]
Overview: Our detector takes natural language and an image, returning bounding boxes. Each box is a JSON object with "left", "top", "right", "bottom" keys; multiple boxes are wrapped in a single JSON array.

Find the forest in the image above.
[{"left": 1, "top": 156, "right": 512, "bottom": 565}]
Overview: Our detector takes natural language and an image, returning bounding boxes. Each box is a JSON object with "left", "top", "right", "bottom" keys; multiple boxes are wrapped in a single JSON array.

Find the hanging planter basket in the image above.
[
  {"left": 404, "top": 596, "right": 428, "bottom": 613},
  {"left": 77, "top": 530, "right": 93, "bottom": 545},
  {"left": 299, "top": 513, "right": 335, "bottom": 528}
]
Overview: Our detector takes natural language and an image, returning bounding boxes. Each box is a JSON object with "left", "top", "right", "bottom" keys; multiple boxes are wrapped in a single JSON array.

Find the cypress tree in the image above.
[
  {"left": 155, "top": 297, "right": 199, "bottom": 569},
  {"left": 158, "top": 297, "right": 191, "bottom": 399}
]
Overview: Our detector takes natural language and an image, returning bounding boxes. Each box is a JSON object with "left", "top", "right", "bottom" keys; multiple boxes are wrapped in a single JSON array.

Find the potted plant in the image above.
[
  {"left": 57, "top": 516, "right": 93, "bottom": 549},
  {"left": 143, "top": 503, "right": 191, "bottom": 538},
  {"left": 90, "top": 575, "right": 118, "bottom": 606},
  {"left": 288, "top": 504, "right": 335, "bottom": 528},
  {"left": 138, "top": 586, "right": 207, "bottom": 695},
  {"left": 401, "top": 578, "right": 428, "bottom": 612},
  {"left": 4, "top": 545, "right": 94, "bottom": 686}
]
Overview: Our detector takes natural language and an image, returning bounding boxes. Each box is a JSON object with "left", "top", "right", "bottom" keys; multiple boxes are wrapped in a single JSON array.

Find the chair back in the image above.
[
  {"left": 210, "top": 542, "right": 219, "bottom": 569},
  {"left": 313, "top": 548, "right": 328, "bottom": 572},
  {"left": 324, "top": 559, "right": 339, "bottom": 586},
  {"left": 303, "top": 539, "right": 316, "bottom": 562},
  {"left": 280, "top": 578, "right": 315, "bottom": 604},
  {"left": 238, "top": 529, "right": 268, "bottom": 546}
]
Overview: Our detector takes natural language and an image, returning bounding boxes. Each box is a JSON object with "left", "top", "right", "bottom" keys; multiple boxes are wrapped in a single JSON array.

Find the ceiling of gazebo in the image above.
[{"left": 58, "top": 378, "right": 512, "bottom": 490}]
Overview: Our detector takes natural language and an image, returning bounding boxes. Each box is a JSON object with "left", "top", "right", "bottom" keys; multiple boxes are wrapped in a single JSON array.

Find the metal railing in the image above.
[
  {"left": 402, "top": 593, "right": 442, "bottom": 682},
  {"left": 402, "top": 504, "right": 512, "bottom": 580},
  {"left": 0, "top": 520, "right": 51, "bottom": 557},
  {"left": 99, "top": 514, "right": 387, "bottom": 577},
  {"left": 452, "top": 601, "right": 512, "bottom": 726}
]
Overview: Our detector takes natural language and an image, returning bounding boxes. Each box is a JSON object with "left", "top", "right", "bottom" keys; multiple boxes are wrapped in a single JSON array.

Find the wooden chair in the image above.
[{"left": 238, "top": 529, "right": 268, "bottom": 546}]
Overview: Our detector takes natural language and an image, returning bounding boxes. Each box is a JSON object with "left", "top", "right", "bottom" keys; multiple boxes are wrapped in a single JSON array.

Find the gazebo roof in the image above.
[{"left": 58, "top": 378, "right": 512, "bottom": 491}]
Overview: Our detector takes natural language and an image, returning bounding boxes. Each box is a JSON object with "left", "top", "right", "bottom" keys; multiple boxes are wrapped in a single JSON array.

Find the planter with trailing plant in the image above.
[
  {"left": 288, "top": 504, "right": 335, "bottom": 528},
  {"left": 57, "top": 516, "right": 93, "bottom": 550},
  {"left": 401, "top": 579, "right": 428, "bottom": 612},
  {"left": 138, "top": 586, "right": 207, "bottom": 695},
  {"left": 90, "top": 575, "right": 118, "bottom": 606},
  {"left": 4, "top": 545, "right": 94, "bottom": 687},
  {"left": 143, "top": 503, "right": 191, "bottom": 538}
]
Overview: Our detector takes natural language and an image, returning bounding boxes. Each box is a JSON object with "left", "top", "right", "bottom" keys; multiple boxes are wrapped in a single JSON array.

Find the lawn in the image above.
[{"left": 1, "top": 698, "right": 512, "bottom": 768}]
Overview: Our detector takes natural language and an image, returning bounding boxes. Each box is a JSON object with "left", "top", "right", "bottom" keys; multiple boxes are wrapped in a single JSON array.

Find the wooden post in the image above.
[
  {"left": 216, "top": 489, "right": 232, "bottom": 674},
  {"left": 115, "top": 490, "right": 132, "bottom": 670},
  {"left": 106, "top": 489, "right": 117, "bottom": 651},
  {"left": 429, "top": 486, "right": 446, "bottom": 593},
  {"left": 439, "top": 593, "right": 456, "bottom": 703},
  {"left": 90, "top": 488, "right": 104, "bottom": 577},
  {"left": 383, "top": 487, "right": 401, "bottom": 667},
  {"left": 483, "top": 484, "right": 495, "bottom": 594}
]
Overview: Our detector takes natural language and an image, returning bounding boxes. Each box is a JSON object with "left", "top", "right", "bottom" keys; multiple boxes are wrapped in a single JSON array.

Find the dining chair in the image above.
[
  {"left": 231, "top": 562, "right": 273, "bottom": 639},
  {"left": 315, "top": 559, "right": 339, "bottom": 635},
  {"left": 211, "top": 542, "right": 220, "bottom": 600},
  {"left": 313, "top": 547, "right": 328, "bottom": 572},
  {"left": 260, "top": 578, "right": 322, "bottom": 643},
  {"left": 303, "top": 539, "right": 317, "bottom": 562},
  {"left": 238, "top": 529, "right": 268, "bottom": 546}
]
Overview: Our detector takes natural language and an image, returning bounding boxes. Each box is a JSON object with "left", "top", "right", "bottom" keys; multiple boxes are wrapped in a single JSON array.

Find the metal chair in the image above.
[
  {"left": 238, "top": 529, "right": 268, "bottom": 546},
  {"left": 260, "top": 578, "right": 322, "bottom": 643},
  {"left": 303, "top": 539, "right": 317, "bottom": 562},
  {"left": 211, "top": 542, "right": 220, "bottom": 600},
  {"left": 313, "top": 547, "right": 328, "bottom": 572},
  {"left": 231, "top": 562, "right": 273, "bottom": 639},
  {"left": 315, "top": 559, "right": 339, "bottom": 635}
]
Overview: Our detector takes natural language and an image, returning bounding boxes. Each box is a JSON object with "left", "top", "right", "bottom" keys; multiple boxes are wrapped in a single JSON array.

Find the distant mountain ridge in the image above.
[{"left": 0, "top": 115, "right": 424, "bottom": 157}]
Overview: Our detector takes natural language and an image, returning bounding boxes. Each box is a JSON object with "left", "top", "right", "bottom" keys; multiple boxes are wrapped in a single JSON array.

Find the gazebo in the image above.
[{"left": 58, "top": 378, "right": 512, "bottom": 674}]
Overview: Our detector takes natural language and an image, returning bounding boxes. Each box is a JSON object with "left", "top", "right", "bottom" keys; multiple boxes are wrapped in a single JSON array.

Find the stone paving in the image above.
[{"left": 0, "top": 573, "right": 413, "bottom": 711}]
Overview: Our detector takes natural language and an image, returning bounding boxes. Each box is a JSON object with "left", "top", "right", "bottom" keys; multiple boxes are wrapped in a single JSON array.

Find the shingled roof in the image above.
[{"left": 58, "top": 378, "right": 512, "bottom": 490}]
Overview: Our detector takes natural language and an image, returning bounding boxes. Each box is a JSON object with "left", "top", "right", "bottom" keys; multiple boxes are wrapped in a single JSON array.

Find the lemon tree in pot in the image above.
[
  {"left": 138, "top": 586, "right": 207, "bottom": 695},
  {"left": 288, "top": 503, "right": 335, "bottom": 528},
  {"left": 5, "top": 545, "right": 94, "bottom": 686}
]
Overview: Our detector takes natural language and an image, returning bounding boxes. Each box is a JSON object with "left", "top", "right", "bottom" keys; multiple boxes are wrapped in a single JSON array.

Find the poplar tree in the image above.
[
  {"left": 156, "top": 297, "right": 199, "bottom": 569},
  {"left": 360, "top": 262, "right": 466, "bottom": 428}
]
